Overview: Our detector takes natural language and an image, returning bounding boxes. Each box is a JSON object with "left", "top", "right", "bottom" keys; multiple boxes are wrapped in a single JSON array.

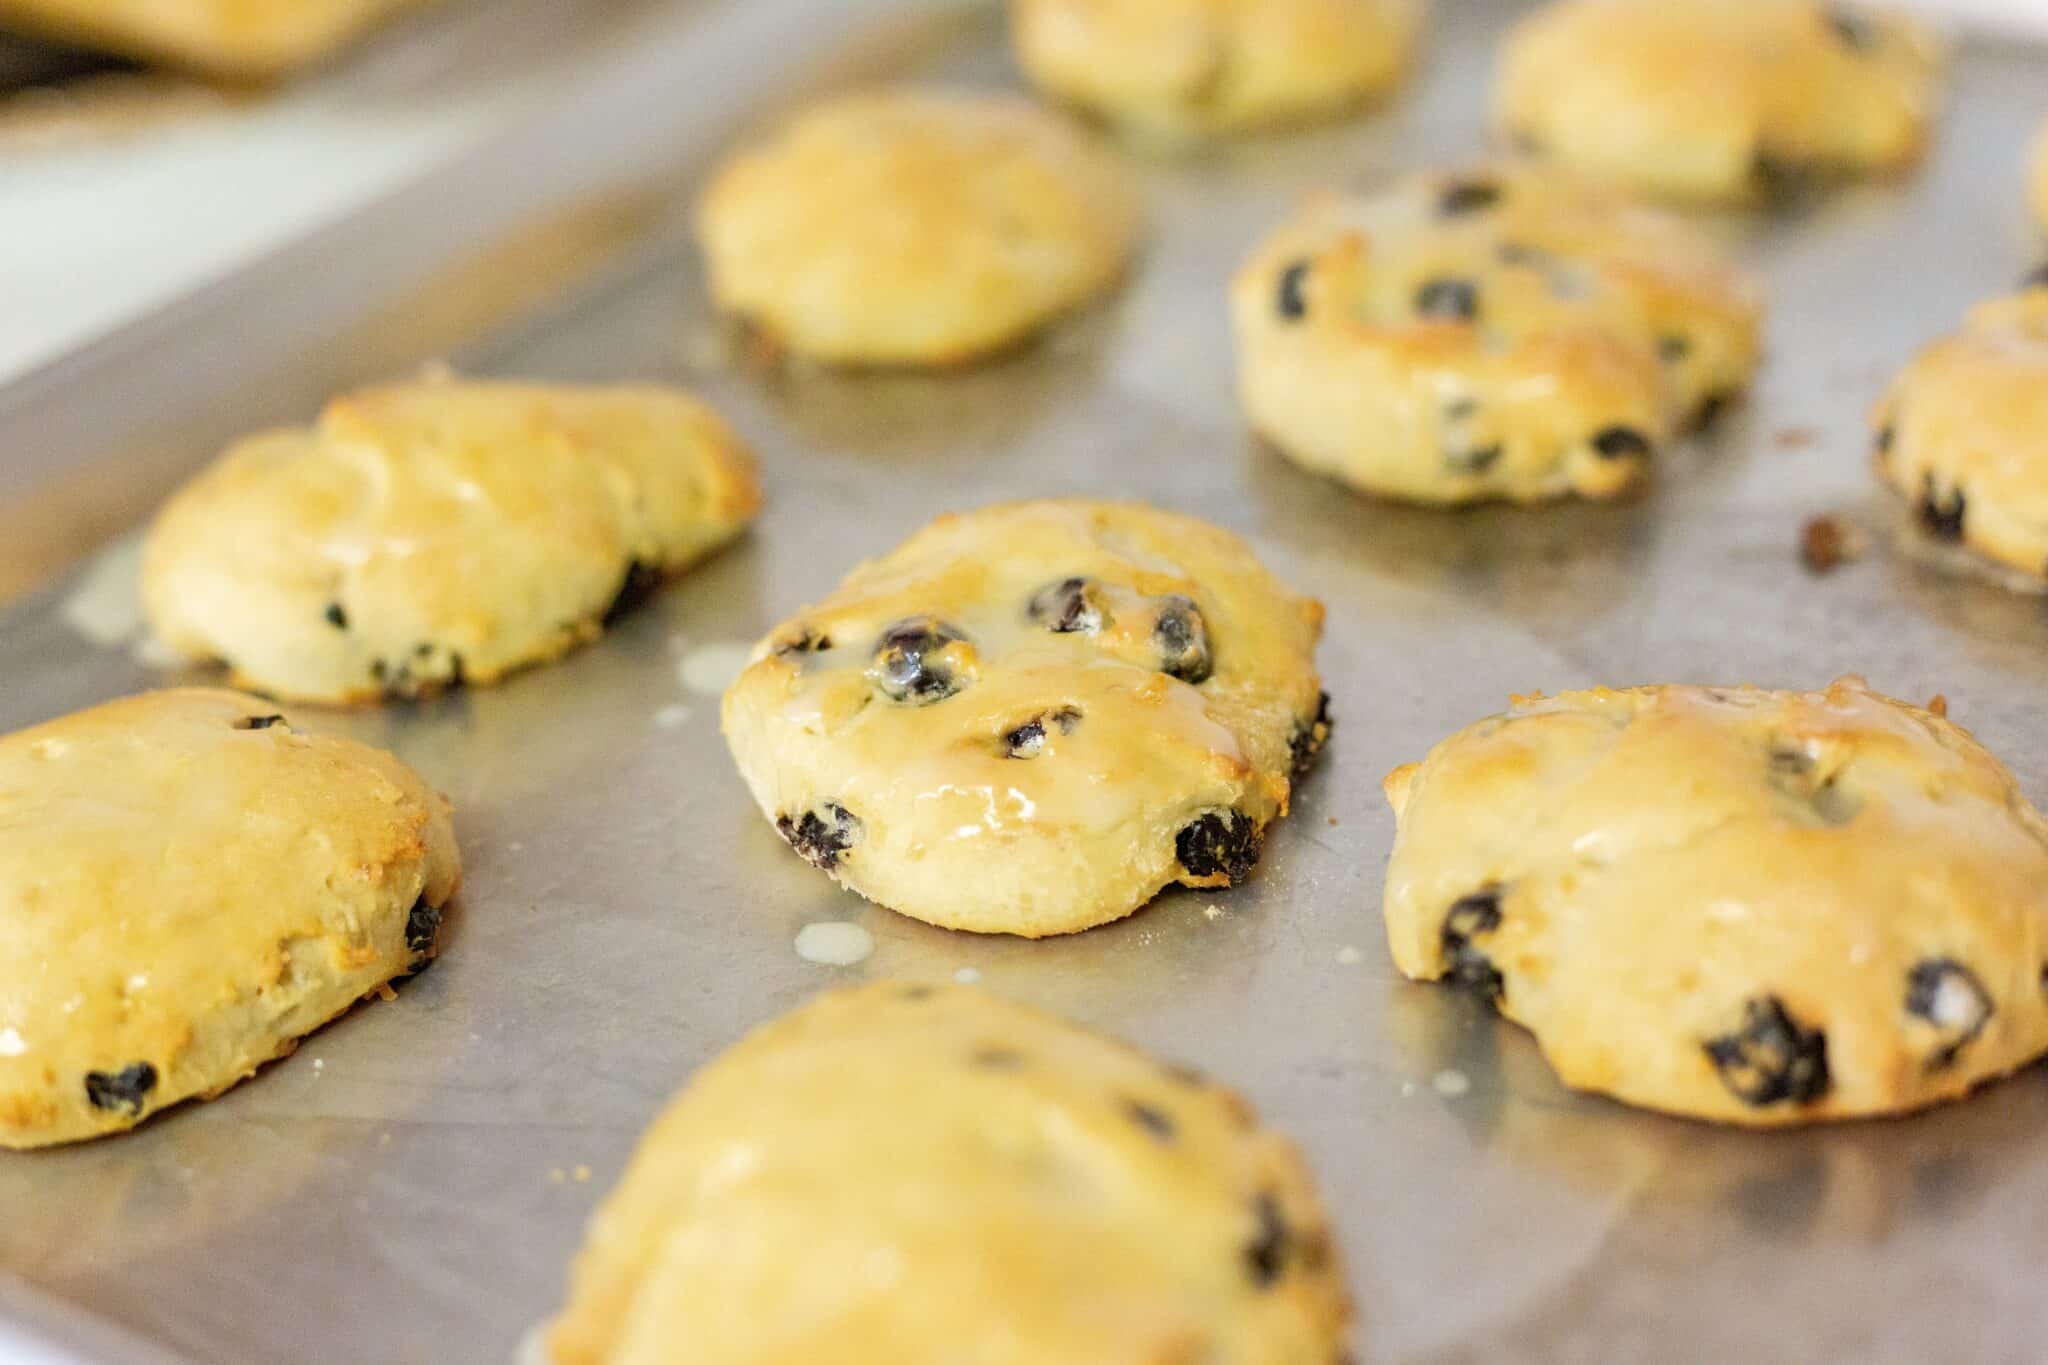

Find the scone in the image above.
[
  {"left": 1231, "top": 164, "right": 1763, "bottom": 505},
  {"left": 0, "top": 0, "right": 436, "bottom": 77},
  {"left": 544, "top": 981, "right": 1351, "bottom": 1365},
  {"left": 722, "top": 499, "right": 1329, "bottom": 937},
  {"left": 696, "top": 90, "right": 1140, "bottom": 367},
  {"left": 142, "top": 376, "right": 762, "bottom": 704},
  {"left": 1009, "top": 0, "right": 1424, "bottom": 141},
  {"left": 1496, "top": 0, "right": 1943, "bottom": 206},
  {"left": 0, "top": 689, "right": 461, "bottom": 1148},
  {"left": 1872, "top": 281, "right": 2048, "bottom": 581},
  {"left": 1382, "top": 677, "right": 2048, "bottom": 1126}
]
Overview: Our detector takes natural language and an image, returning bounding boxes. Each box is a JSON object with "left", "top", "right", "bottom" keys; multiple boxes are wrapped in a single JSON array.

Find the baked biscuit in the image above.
[
  {"left": 142, "top": 377, "right": 762, "bottom": 704},
  {"left": 1872, "top": 282, "right": 2048, "bottom": 581},
  {"left": 545, "top": 981, "right": 1350, "bottom": 1365},
  {"left": 1009, "top": 0, "right": 1423, "bottom": 141},
  {"left": 0, "top": 689, "right": 461, "bottom": 1148},
  {"left": 0, "top": 0, "right": 435, "bottom": 77},
  {"left": 722, "top": 500, "right": 1328, "bottom": 937},
  {"left": 1231, "top": 164, "right": 1763, "bottom": 505},
  {"left": 696, "top": 90, "right": 1140, "bottom": 367},
  {"left": 1496, "top": 0, "right": 1943, "bottom": 206},
  {"left": 1382, "top": 677, "right": 2048, "bottom": 1126}
]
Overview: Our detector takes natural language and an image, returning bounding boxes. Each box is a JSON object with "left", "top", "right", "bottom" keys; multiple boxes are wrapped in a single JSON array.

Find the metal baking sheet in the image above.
[{"left": 6, "top": 2, "right": 2048, "bottom": 1361}]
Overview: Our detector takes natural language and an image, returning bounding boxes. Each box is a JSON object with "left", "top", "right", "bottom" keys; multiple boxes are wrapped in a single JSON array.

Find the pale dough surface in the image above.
[
  {"left": 1232, "top": 163, "right": 1762, "bottom": 505},
  {"left": 142, "top": 377, "right": 762, "bottom": 703},
  {"left": 696, "top": 90, "right": 1139, "bottom": 367},
  {"left": 1383, "top": 677, "right": 2048, "bottom": 1125},
  {"left": 0, "top": 0, "right": 437, "bottom": 76},
  {"left": 0, "top": 689, "right": 461, "bottom": 1148},
  {"left": 1009, "top": 0, "right": 1423, "bottom": 140},
  {"left": 723, "top": 499, "right": 1328, "bottom": 937},
  {"left": 546, "top": 981, "right": 1351, "bottom": 1365},
  {"left": 1496, "top": 0, "right": 1943, "bottom": 205}
]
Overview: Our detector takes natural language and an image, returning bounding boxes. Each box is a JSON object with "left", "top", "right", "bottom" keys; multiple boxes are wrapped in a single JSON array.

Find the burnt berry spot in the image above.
[
  {"left": 776, "top": 802, "right": 863, "bottom": 871},
  {"left": 1905, "top": 958, "right": 1993, "bottom": 1071},
  {"left": 1918, "top": 475, "right": 1965, "bottom": 541},
  {"left": 970, "top": 1046, "right": 1025, "bottom": 1069},
  {"left": 1704, "top": 996, "right": 1831, "bottom": 1107},
  {"left": 84, "top": 1062, "right": 157, "bottom": 1116},
  {"left": 1175, "top": 811, "right": 1261, "bottom": 884},
  {"left": 871, "top": 617, "right": 969, "bottom": 704},
  {"left": 1027, "top": 577, "right": 1102, "bottom": 634},
  {"left": 603, "top": 558, "right": 663, "bottom": 627},
  {"left": 405, "top": 898, "right": 442, "bottom": 960},
  {"left": 234, "top": 715, "right": 286, "bottom": 731},
  {"left": 1289, "top": 692, "right": 1333, "bottom": 778},
  {"left": 1826, "top": 7, "right": 1876, "bottom": 49},
  {"left": 1153, "top": 595, "right": 1211, "bottom": 684},
  {"left": 1440, "top": 889, "right": 1505, "bottom": 1005},
  {"left": 1415, "top": 278, "right": 1480, "bottom": 322},
  {"left": 1437, "top": 179, "right": 1501, "bottom": 216},
  {"left": 1592, "top": 426, "right": 1654, "bottom": 461},
  {"left": 1125, "top": 1099, "right": 1177, "bottom": 1142},
  {"left": 324, "top": 602, "right": 348, "bottom": 629},
  {"left": 1276, "top": 260, "right": 1311, "bottom": 321},
  {"left": 1005, "top": 706, "right": 1080, "bottom": 758},
  {"left": 1244, "top": 1192, "right": 1290, "bottom": 1287},
  {"left": 774, "top": 627, "right": 832, "bottom": 656},
  {"left": 1690, "top": 392, "right": 1732, "bottom": 432}
]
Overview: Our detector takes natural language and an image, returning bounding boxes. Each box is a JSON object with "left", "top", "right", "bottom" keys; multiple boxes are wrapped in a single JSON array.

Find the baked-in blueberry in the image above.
[
  {"left": 1153, "top": 595, "right": 1211, "bottom": 683},
  {"left": 1825, "top": 7, "right": 1875, "bottom": 50},
  {"left": 776, "top": 802, "right": 863, "bottom": 870},
  {"left": 1440, "top": 889, "right": 1505, "bottom": 1004},
  {"left": 1905, "top": 958, "right": 1993, "bottom": 1070},
  {"left": 1124, "top": 1099, "right": 1176, "bottom": 1142},
  {"left": 1446, "top": 443, "right": 1503, "bottom": 473},
  {"left": 1176, "top": 811, "right": 1261, "bottom": 884},
  {"left": 1243, "top": 1191, "right": 1290, "bottom": 1287},
  {"left": 1289, "top": 692, "right": 1334, "bottom": 778},
  {"left": 1276, "top": 260, "right": 1312, "bottom": 321},
  {"left": 1752, "top": 153, "right": 1820, "bottom": 205},
  {"left": 1657, "top": 334, "right": 1692, "bottom": 364},
  {"left": 1004, "top": 706, "right": 1080, "bottom": 758},
  {"left": 1027, "top": 577, "right": 1103, "bottom": 634},
  {"left": 1689, "top": 392, "right": 1732, "bottom": 431},
  {"left": 405, "top": 898, "right": 443, "bottom": 959},
  {"left": 1918, "top": 475, "right": 1965, "bottom": 540},
  {"left": 603, "top": 558, "right": 664, "bottom": 627},
  {"left": 1704, "top": 996, "right": 1831, "bottom": 1106},
  {"left": 871, "top": 617, "right": 970, "bottom": 703},
  {"left": 84, "top": 1062, "right": 158, "bottom": 1116},
  {"left": 324, "top": 602, "right": 348, "bottom": 629},
  {"left": 1875, "top": 425, "right": 1895, "bottom": 458},
  {"left": 234, "top": 715, "right": 286, "bottom": 731},
  {"left": 1592, "top": 426, "right": 1654, "bottom": 461},
  {"left": 774, "top": 627, "right": 833, "bottom": 656},
  {"left": 1415, "top": 278, "right": 1480, "bottom": 322},
  {"left": 1437, "top": 179, "right": 1501, "bottom": 216}
]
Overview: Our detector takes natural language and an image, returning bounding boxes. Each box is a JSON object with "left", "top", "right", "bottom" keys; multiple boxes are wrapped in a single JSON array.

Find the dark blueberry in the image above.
[
  {"left": 84, "top": 1062, "right": 157, "bottom": 1116},
  {"left": 1153, "top": 595, "right": 1211, "bottom": 684},
  {"left": 1769, "top": 744, "right": 1815, "bottom": 778},
  {"left": 1125, "top": 1099, "right": 1177, "bottom": 1142},
  {"left": 370, "top": 659, "right": 389, "bottom": 683},
  {"left": 2023, "top": 263, "right": 2048, "bottom": 293},
  {"left": 324, "top": 602, "right": 349, "bottom": 629},
  {"left": 776, "top": 802, "right": 863, "bottom": 870},
  {"left": 774, "top": 627, "right": 832, "bottom": 656},
  {"left": 405, "top": 898, "right": 443, "bottom": 959},
  {"left": 1752, "top": 154, "right": 1820, "bottom": 206},
  {"left": 1446, "top": 443, "right": 1503, "bottom": 473},
  {"left": 1027, "top": 577, "right": 1102, "bottom": 634},
  {"left": 234, "top": 714, "right": 286, "bottom": 731},
  {"left": 871, "top": 617, "right": 969, "bottom": 704},
  {"left": 1690, "top": 392, "right": 1732, "bottom": 432},
  {"left": 970, "top": 1046, "right": 1025, "bottom": 1070},
  {"left": 1704, "top": 996, "right": 1831, "bottom": 1107},
  {"left": 1005, "top": 706, "right": 1080, "bottom": 758},
  {"left": 1437, "top": 179, "right": 1501, "bottom": 216},
  {"left": 1440, "top": 889, "right": 1505, "bottom": 1005},
  {"left": 448, "top": 652, "right": 467, "bottom": 690},
  {"left": 1875, "top": 425, "right": 1896, "bottom": 458},
  {"left": 1415, "top": 278, "right": 1480, "bottom": 322},
  {"left": 1657, "top": 334, "right": 1692, "bottom": 364},
  {"left": 415, "top": 642, "right": 433, "bottom": 659},
  {"left": 1825, "top": 7, "right": 1876, "bottom": 50},
  {"left": 1591, "top": 426, "right": 1654, "bottom": 461},
  {"left": 1175, "top": 811, "right": 1261, "bottom": 885},
  {"left": 1905, "top": 958, "right": 1993, "bottom": 1070},
  {"left": 1276, "top": 260, "right": 1312, "bottom": 322},
  {"left": 1289, "top": 692, "right": 1334, "bottom": 778},
  {"left": 1244, "top": 1192, "right": 1290, "bottom": 1287},
  {"left": 1918, "top": 475, "right": 1965, "bottom": 541},
  {"left": 603, "top": 558, "right": 663, "bottom": 627}
]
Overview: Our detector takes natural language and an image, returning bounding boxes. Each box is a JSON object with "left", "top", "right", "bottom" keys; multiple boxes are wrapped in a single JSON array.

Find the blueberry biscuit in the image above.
[
  {"left": 722, "top": 500, "right": 1328, "bottom": 936},
  {"left": 544, "top": 981, "right": 1351, "bottom": 1364},
  {"left": 1383, "top": 677, "right": 2048, "bottom": 1125},
  {"left": 0, "top": 0, "right": 436, "bottom": 76},
  {"left": 1872, "top": 282, "right": 2048, "bottom": 582},
  {"left": 1231, "top": 164, "right": 1762, "bottom": 505},
  {"left": 1497, "top": 0, "right": 1943, "bottom": 206},
  {"left": 0, "top": 690, "right": 461, "bottom": 1148},
  {"left": 142, "top": 376, "right": 762, "bottom": 703},
  {"left": 696, "top": 90, "right": 1140, "bottom": 367},
  {"left": 1009, "top": 0, "right": 1423, "bottom": 141}
]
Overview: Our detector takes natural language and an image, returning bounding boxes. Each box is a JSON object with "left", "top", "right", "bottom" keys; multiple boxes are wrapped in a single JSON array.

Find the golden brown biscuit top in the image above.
[
  {"left": 547, "top": 982, "right": 1348, "bottom": 1364},
  {"left": 0, "top": 0, "right": 436, "bottom": 75}
]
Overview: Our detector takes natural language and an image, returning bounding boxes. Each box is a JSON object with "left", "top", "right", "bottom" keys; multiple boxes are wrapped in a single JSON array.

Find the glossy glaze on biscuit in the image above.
[
  {"left": 1232, "top": 164, "right": 1762, "bottom": 504},
  {"left": 723, "top": 500, "right": 1328, "bottom": 936},
  {"left": 1383, "top": 677, "right": 2048, "bottom": 1125},
  {"left": 0, "top": 690, "right": 461, "bottom": 1148},
  {"left": 0, "top": 0, "right": 436, "bottom": 75},
  {"left": 142, "top": 377, "right": 761, "bottom": 703},
  {"left": 546, "top": 982, "right": 1350, "bottom": 1365}
]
